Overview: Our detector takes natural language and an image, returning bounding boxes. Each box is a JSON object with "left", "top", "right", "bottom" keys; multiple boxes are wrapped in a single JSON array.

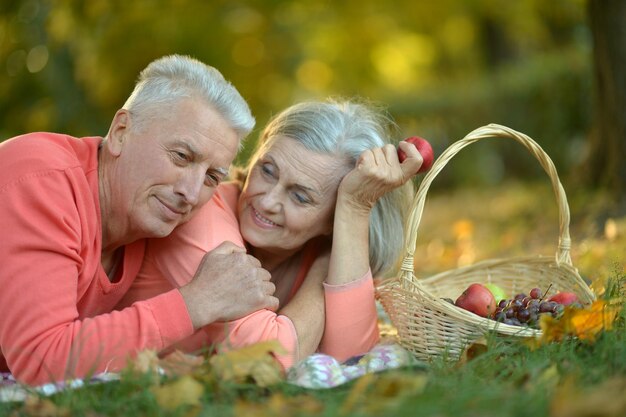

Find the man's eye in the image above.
[
  {"left": 172, "top": 151, "right": 189, "bottom": 162},
  {"left": 205, "top": 173, "right": 220, "bottom": 186}
]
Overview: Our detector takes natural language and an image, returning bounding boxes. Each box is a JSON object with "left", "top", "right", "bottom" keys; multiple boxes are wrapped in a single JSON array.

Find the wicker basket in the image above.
[{"left": 376, "top": 123, "right": 596, "bottom": 361}]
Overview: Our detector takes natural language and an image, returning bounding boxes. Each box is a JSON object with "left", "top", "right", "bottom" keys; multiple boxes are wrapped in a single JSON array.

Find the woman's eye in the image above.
[
  {"left": 293, "top": 192, "right": 310, "bottom": 205},
  {"left": 261, "top": 163, "right": 274, "bottom": 177}
]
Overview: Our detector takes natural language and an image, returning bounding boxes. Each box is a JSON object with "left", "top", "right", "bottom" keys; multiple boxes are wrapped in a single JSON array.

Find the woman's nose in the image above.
[{"left": 257, "top": 186, "right": 282, "bottom": 212}]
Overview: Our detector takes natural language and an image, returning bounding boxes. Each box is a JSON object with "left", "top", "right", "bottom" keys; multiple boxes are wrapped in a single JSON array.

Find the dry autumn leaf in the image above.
[
  {"left": 17, "top": 397, "right": 69, "bottom": 417},
  {"left": 539, "top": 300, "right": 619, "bottom": 344},
  {"left": 234, "top": 393, "right": 323, "bottom": 417},
  {"left": 590, "top": 276, "right": 608, "bottom": 298},
  {"left": 209, "top": 340, "right": 286, "bottom": 387},
  {"left": 150, "top": 375, "right": 203, "bottom": 412},
  {"left": 456, "top": 338, "right": 488, "bottom": 366},
  {"left": 126, "top": 349, "right": 160, "bottom": 378},
  {"left": 340, "top": 371, "right": 428, "bottom": 415},
  {"left": 569, "top": 300, "right": 619, "bottom": 341},
  {"left": 550, "top": 377, "right": 626, "bottom": 417},
  {"left": 159, "top": 350, "right": 204, "bottom": 377}
]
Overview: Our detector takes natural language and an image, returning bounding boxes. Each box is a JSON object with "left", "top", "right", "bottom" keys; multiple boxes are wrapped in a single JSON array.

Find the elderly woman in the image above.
[{"left": 116, "top": 99, "right": 422, "bottom": 368}]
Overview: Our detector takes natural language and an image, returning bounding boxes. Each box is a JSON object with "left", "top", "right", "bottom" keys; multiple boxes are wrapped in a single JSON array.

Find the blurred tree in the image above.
[
  {"left": 0, "top": 0, "right": 594, "bottom": 185},
  {"left": 585, "top": 0, "right": 626, "bottom": 206}
]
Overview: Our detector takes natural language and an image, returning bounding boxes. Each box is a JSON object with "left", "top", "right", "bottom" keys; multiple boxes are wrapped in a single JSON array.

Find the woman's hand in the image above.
[{"left": 338, "top": 141, "right": 422, "bottom": 213}]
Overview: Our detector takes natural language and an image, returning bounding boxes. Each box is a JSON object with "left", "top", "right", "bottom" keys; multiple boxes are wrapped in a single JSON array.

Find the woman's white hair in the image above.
[
  {"left": 122, "top": 54, "right": 255, "bottom": 143},
  {"left": 252, "top": 99, "right": 413, "bottom": 277}
]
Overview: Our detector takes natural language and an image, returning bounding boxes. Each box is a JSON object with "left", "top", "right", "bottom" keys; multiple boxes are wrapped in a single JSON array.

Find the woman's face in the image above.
[{"left": 238, "top": 136, "right": 350, "bottom": 257}]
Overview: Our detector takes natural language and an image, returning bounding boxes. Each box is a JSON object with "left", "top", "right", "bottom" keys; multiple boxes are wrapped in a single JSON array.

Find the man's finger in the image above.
[
  {"left": 212, "top": 241, "right": 246, "bottom": 254},
  {"left": 255, "top": 266, "right": 271, "bottom": 281},
  {"left": 263, "top": 280, "right": 276, "bottom": 295},
  {"left": 245, "top": 254, "right": 262, "bottom": 268},
  {"left": 264, "top": 295, "right": 280, "bottom": 312}
]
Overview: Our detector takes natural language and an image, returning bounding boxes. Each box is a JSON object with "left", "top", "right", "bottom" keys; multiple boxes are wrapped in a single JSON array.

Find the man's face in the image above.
[{"left": 106, "top": 97, "right": 239, "bottom": 240}]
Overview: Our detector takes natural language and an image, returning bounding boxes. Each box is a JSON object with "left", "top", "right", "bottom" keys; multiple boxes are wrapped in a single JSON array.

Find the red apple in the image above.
[
  {"left": 548, "top": 292, "right": 579, "bottom": 306},
  {"left": 398, "top": 136, "right": 434, "bottom": 173},
  {"left": 455, "top": 283, "right": 497, "bottom": 318}
]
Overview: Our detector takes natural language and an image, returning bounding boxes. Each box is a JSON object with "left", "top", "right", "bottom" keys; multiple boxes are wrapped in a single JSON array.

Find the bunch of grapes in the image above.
[{"left": 491, "top": 287, "right": 565, "bottom": 329}]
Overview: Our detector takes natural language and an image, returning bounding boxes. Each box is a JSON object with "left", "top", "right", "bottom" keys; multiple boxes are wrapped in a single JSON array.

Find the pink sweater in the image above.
[
  {"left": 118, "top": 183, "right": 380, "bottom": 368},
  {"left": 0, "top": 133, "right": 194, "bottom": 385}
]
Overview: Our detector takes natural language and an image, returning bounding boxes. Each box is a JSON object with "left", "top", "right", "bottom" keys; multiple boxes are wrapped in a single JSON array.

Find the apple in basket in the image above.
[
  {"left": 548, "top": 291, "right": 579, "bottom": 306},
  {"left": 397, "top": 136, "right": 434, "bottom": 173},
  {"left": 483, "top": 283, "right": 508, "bottom": 304},
  {"left": 455, "top": 283, "right": 497, "bottom": 318}
]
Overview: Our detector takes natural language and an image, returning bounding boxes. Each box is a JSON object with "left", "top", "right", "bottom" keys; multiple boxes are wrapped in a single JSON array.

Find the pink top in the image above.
[
  {"left": 0, "top": 133, "right": 194, "bottom": 385},
  {"left": 119, "top": 183, "right": 379, "bottom": 368}
]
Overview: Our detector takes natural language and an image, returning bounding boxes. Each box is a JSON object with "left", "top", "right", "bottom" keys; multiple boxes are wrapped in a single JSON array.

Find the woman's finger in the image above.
[{"left": 397, "top": 141, "right": 423, "bottom": 177}]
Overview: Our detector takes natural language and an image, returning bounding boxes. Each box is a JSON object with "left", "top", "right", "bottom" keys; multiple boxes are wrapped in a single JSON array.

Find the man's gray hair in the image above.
[
  {"left": 123, "top": 55, "right": 255, "bottom": 143},
  {"left": 254, "top": 99, "right": 413, "bottom": 277}
]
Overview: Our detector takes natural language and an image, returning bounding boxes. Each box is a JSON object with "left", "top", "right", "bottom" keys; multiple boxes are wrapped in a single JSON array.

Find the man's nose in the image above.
[{"left": 174, "top": 169, "right": 205, "bottom": 206}]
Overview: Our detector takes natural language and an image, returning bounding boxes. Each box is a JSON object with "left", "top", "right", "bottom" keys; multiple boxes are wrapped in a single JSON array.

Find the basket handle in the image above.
[{"left": 399, "top": 123, "right": 573, "bottom": 289}]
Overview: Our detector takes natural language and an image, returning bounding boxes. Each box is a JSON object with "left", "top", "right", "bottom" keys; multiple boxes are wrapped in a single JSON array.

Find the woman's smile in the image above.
[{"left": 251, "top": 205, "right": 280, "bottom": 228}]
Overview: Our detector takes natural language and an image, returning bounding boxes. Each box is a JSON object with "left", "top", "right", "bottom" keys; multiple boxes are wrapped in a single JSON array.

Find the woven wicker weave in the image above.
[{"left": 377, "top": 123, "right": 596, "bottom": 361}]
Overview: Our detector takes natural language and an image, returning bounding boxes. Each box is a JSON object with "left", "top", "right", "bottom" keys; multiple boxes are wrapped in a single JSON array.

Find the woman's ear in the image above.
[{"left": 105, "top": 109, "right": 131, "bottom": 156}]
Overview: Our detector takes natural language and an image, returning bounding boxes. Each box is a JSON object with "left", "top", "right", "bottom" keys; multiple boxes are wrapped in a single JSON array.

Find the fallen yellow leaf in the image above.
[
  {"left": 569, "top": 300, "right": 619, "bottom": 341},
  {"left": 126, "top": 349, "right": 160, "bottom": 378},
  {"left": 159, "top": 350, "right": 204, "bottom": 377},
  {"left": 457, "top": 338, "right": 488, "bottom": 367},
  {"left": 341, "top": 371, "right": 428, "bottom": 415},
  {"left": 234, "top": 393, "right": 323, "bottom": 417},
  {"left": 21, "top": 396, "right": 69, "bottom": 417},
  {"left": 151, "top": 375, "right": 204, "bottom": 412},
  {"left": 590, "top": 276, "right": 607, "bottom": 298},
  {"left": 209, "top": 340, "right": 286, "bottom": 387},
  {"left": 539, "top": 300, "right": 619, "bottom": 344},
  {"left": 550, "top": 377, "right": 626, "bottom": 417}
]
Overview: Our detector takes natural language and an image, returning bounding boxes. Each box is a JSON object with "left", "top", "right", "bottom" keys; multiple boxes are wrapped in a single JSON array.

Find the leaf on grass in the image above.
[
  {"left": 550, "top": 377, "right": 626, "bottom": 417},
  {"left": 340, "top": 371, "right": 428, "bottom": 415},
  {"left": 522, "top": 364, "right": 560, "bottom": 391},
  {"left": 234, "top": 393, "right": 323, "bottom": 417},
  {"left": 539, "top": 300, "right": 619, "bottom": 344},
  {"left": 590, "top": 276, "right": 608, "bottom": 298},
  {"left": 19, "top": 397, "right": 69, "bottom": 417},
  {"left": 456, "top": 338, "right": 488, "bottom": 367},
  {"left": 569, "top": 300, "right": 619, "bottom": 341},
  {"left": 209, "top": 340, "right": 286, "bottom": 387},
  {"left": 159, "top": 350, "right": 204, "bottom": 377},
  {"left": 126, "top": 349, "right": 160, "bottom": 377},
  {"left": 151, "top": 375, "right": 203, "bottom": 412},
  {"left": 535, "top": 364, "right": 559, "bottom": 388}
]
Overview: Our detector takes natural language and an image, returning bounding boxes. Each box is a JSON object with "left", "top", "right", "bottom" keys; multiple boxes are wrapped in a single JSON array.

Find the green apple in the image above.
[{"left": 483, "top": 283, "right": 508, "bottom": 303}]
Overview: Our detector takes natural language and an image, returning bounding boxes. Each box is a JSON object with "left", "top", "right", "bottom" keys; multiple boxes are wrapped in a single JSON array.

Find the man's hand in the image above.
[{"left": 179, "top": 241, "right": 279, "bottom": 329}]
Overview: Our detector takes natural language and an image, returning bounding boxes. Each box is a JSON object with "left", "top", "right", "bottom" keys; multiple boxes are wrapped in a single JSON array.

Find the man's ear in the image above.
[{"left": 105, "top": 109, "right": 131, "bottom": 156}]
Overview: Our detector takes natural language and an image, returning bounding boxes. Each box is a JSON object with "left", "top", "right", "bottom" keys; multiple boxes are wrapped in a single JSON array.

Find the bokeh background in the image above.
[{"left": 0, "top": 0, "right": 623, "bottom": 197}]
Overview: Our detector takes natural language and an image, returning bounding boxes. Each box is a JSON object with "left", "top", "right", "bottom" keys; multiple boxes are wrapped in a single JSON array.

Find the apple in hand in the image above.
[
  {"left": 548, "top": 291, "right": 579, "bottom": 306},
  {"left": 483, "top": 283, "right": 508, "bottom": 303},
  {"left": 397, "top": 136, "right": 434, "bottom": 173},
  {"left": 455, "top": 283, "right": 497, "bottom": 318}
]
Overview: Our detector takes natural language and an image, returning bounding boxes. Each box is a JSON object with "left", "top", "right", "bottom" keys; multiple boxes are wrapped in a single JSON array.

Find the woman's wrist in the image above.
[{"left": 335, "top": 192, "right": 372, "bottom": 218}]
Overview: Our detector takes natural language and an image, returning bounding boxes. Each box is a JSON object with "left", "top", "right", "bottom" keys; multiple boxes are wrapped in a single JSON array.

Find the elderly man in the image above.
[{"left": 0, "top": 55, "right": 278, "bottom": 385}]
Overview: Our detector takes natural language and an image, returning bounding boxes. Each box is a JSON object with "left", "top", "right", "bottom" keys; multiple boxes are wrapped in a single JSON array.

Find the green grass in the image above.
[
  {"left": 2, "top": 277, "right": 624, "bottom": 417},
  {"left": 2, "top": 183, "right": 624, "bottom": 417}
]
